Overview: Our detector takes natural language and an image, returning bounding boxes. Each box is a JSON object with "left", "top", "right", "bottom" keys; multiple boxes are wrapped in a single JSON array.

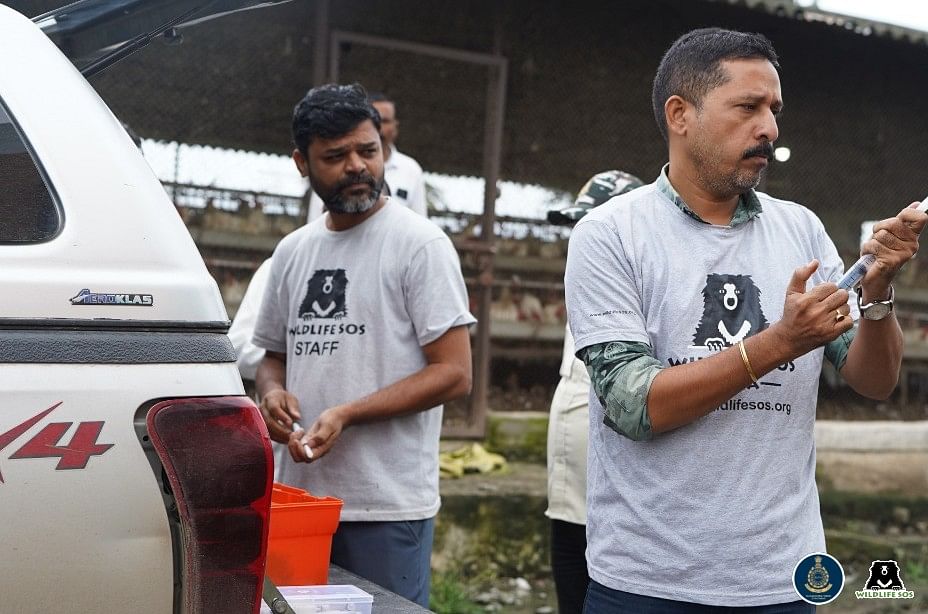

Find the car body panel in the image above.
[
  {"left": 0, "top": 5, "right": 227, "bottom": 324},
  {"left": 0, "top": 4, "right": 276, "bottom": 612},
  {"left": 0, "top": 362, "right": 246, "bottom": 612}
]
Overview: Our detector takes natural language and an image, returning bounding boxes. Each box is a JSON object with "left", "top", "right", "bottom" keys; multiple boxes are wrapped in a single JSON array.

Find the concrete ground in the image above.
[
  {"left": 433, "top": 414, "right": 928, "bottom": 613},
  {"left": 439, "top": 460, "right": 547, "bottom": 498}
]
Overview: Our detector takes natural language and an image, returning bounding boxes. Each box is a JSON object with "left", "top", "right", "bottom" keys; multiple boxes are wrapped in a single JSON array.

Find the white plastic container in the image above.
[{"left": 261, "top": 584, "right": 374, "bottom": 613}]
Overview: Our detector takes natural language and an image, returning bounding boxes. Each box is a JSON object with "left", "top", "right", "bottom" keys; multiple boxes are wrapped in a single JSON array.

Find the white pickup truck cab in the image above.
[{"left": 0, "top": 3, "right": 281, "bottom": 612}]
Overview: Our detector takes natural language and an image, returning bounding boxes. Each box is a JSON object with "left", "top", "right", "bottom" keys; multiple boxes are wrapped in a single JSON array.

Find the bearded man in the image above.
[{"left": 253, "top": 83, "right": 474, "bottom": 607}]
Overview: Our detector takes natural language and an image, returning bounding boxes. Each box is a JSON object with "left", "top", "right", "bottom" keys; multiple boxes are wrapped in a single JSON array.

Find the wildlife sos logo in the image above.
[
  {"left": 693, "top": 273, "right": 768, "bottom": 350},
  {"left": 670, "top": 273, "right": 795, "bottom": 395},
  {"left": 290, "top": 269, "right": 365, "bottom": 358},
  {"left": 855, "top": 560, "right": 915, "bottom": 600},
  {"left": 793, "top": 553, "right": 844, "bottom": 605},
  {"left": 299, "top": 269, "right": 348, "bottom": 319}
]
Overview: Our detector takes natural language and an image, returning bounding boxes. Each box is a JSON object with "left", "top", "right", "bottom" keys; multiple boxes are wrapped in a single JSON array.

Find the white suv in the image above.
[{"left": 0, "top": 3, "right": 286, "bottom": 612}]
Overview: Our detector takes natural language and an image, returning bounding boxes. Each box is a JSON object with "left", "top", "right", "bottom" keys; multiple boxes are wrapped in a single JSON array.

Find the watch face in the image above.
[{"left": 863, "top": 303, "right": 892, "bottom": 320}]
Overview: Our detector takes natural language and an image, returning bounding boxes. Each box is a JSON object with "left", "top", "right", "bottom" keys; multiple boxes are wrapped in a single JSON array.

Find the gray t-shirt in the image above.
[
  {"left": 253, "top": 201, "right": 475, "bottom": 521},
  {"left": 566, "top": 183, "right": 857, "bottom": 606}
]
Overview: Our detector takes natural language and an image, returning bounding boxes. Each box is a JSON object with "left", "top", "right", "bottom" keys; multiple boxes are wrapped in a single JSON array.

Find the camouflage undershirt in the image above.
[{"left": 579, "top": 164, "right": 855, "bottom": 441}]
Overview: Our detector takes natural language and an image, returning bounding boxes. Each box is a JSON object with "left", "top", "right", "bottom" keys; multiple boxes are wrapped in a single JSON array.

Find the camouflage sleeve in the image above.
[
  {"left": 579, "top": 341, "right": 663, "bottom": 442},
  {"left": 825, "top": 325, "right": 856, "bottom": 372}
]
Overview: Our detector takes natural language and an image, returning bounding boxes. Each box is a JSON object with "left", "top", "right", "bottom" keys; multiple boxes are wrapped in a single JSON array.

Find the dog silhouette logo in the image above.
[
  {"left": 299, "top": 269, "right": 348, "bottom": 319},
  {"left": 693, "top": 273, "right": 768, "bottom": 350},
  {"left": 864, "top": 560, "right": 906, "bottom": 591}
]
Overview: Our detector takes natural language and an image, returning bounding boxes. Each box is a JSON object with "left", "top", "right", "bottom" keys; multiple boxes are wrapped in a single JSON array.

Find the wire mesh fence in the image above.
[{"left": 11, "top": 0, "right": 928, "bottom": 415}]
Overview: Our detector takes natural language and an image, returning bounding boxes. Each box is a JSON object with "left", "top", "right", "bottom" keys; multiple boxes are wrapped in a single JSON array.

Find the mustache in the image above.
[
  {"left": 742, "top": 142, "right": 774, "bottom": 160},
  {"left": 334, "top": 172, "right": 377, "bottom": 192}
]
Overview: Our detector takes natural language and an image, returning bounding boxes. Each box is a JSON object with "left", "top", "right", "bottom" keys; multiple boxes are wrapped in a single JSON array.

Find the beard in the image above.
[
  {"left": 690, "top": 127, "right": 773, "bottom": 198},
  {"left": 314, "top": 170, "right": 385, "bottom": 214}
]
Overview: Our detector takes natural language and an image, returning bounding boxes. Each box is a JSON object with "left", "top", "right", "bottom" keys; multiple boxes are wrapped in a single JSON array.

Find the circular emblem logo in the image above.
[{"left": 793, "top": 553, "right": 844, "bottom": 605}]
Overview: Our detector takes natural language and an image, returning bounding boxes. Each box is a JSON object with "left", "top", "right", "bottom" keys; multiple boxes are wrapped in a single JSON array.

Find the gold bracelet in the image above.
[{"left": 738, "top": 340, "right": 758, "bottom": 384}]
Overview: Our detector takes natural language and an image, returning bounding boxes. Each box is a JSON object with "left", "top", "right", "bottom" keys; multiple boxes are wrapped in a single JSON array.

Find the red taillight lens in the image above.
[{"left": 147, "top": 397, "right": 273, "bottom": 614}]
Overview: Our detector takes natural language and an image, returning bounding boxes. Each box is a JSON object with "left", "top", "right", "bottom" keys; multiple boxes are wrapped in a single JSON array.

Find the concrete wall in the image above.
[{"left": 816, "top": 420, "right": 928, "bottom": 495}]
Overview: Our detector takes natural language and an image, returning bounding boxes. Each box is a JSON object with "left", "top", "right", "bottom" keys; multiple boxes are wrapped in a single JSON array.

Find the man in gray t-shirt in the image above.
[
  {"left": 253, "top": 84, "right": 474, "bottom": 607},
  {"left": 566, "top": 29, "right": 927, "bottom": 612}
]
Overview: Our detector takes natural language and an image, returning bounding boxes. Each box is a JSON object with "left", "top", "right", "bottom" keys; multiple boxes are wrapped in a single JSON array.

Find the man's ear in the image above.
[
  {"left": 292, "top": 148, "right": 309, "bottom": 178},
  {"left": 665, "top": 95, "right": 690, "bottom": 137}
]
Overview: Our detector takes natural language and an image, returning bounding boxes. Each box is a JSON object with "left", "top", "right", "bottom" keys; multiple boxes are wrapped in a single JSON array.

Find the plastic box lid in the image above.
[{"left": 260, "top": 584, "right": 373, "bottom": 613}]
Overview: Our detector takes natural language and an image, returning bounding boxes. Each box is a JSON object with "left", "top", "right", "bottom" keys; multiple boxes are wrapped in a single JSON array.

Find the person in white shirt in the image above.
[
  {"left": 544, "top": 170, "right": 643, "bottom": 614},
  {"left": 227, "top": 257, "right": 272, "bottom": 382},
  {"left": 307, "top": 92, "right": 427, "bottom": 220}
]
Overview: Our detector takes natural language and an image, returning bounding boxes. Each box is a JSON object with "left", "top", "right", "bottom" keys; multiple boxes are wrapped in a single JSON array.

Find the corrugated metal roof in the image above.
[
  {"left": 140, "top": 139, "right": 573, "bottom": 219},
  {"left": 713, "top": 0, "right": 928, "bottom": 45}
]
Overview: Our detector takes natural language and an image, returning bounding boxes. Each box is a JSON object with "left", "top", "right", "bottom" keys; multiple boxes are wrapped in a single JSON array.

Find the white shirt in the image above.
[
  {"left": 545, "top": 324, "right": 591, "bottom": 525},
  {"left": 307, "top": 145, "right": 428, "bottom": 221},
  {"left": 227, "top": 258, "right": 272, "bottom": 381}
]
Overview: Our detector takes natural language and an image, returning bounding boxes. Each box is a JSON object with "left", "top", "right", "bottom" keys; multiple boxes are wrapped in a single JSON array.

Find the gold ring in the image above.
[{"left": 835, "top": 310, "right": 846, "bottom": 322}]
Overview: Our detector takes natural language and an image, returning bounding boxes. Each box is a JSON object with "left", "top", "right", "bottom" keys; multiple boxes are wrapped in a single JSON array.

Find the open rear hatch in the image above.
[{"left": 36, "top": 0, "right": 292, "bottom": 76}]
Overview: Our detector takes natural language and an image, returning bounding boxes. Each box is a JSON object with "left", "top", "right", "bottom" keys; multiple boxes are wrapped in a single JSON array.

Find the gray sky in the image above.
[{"left": 798, "top": 0, "right": 928, "bottom": 32}]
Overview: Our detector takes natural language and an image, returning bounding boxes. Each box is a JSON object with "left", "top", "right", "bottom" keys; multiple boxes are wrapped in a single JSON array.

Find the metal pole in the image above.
[
  {"left": 326, "top": 28, "right": 508, "bottom": 438},
  {"left": 329, "top": 30, "right": 507, "bottom": 66},
  {"left": 312, "top": 0, "right": 330, "bottom": 86},
  {"left": 471, "top": 20, "right": 508, "bottom": 437},
  {"left": 328, "top": 27, "right": 341, "bottom": 82}
]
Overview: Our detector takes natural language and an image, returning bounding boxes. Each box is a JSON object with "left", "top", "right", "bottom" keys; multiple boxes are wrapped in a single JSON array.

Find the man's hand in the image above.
[
  {"left": 860, "top": 202, "right": 928, "bottom": 301},
  {"left": 288, "top": 405, "right": 349, "bottom": 463},
  {"left": 771, "top": 259, "right": 854, "bottom": 357},
  {"left": 281, "top": 325, "right": 471, "bottom": 462},
  {"left": 260, "top": 388, "right": 301, "bottom": 444}
]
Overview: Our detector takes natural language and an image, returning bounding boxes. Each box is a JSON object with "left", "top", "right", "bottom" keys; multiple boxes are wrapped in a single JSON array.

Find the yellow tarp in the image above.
[{"left": 439, "top": 443, "right": 507, "bottom": 478}]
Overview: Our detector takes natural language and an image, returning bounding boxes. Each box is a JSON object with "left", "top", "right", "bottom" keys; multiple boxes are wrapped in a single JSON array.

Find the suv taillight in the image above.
[{"left": 147, "top": 397, "right": 273, "bottom": 614}]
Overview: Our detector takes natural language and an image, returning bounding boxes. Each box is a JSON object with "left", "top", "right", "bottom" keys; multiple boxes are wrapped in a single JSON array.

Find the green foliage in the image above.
[
  {"left": 820, "top": 491, "right": 928, "bottom": 525},
  {"left": 906, "top": 558, "right": 928, "bottom": 584},
  {"left": 430, "top": 572, "right": 484, "bottom": 614},
  {"left": 437, "top": 496, "right": 550, "bottom": 579},
  {"left": 484, "top": 415, "right": 549, "bottom": 463}
]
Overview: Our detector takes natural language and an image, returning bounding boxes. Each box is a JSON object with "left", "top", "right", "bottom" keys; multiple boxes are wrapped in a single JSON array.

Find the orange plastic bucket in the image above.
[{"left": 265, "top": 482, "right": 343, "bottom": 585}]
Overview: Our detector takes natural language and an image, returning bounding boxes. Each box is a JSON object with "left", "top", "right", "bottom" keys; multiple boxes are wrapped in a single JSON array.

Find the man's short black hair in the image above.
[
  {"left": 291, "top": 83, "right": 382, "bottom": 156},
  {"left": 652, "top": 28, "right": 779, "bottom": 142}
]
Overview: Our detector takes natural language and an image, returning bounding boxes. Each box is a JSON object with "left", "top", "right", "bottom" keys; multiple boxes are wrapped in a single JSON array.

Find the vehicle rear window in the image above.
[{"left": 0, "top": 101, "right": 61, "bottom": 243}]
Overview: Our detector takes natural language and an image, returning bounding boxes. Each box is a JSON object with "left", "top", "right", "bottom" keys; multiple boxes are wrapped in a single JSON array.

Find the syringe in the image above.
[
  {"left": 291, "top": 421, "right": 314, "bottom": 461},
  {"left": 836, "top": 197, "right": 928, "bottom": 290}
]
